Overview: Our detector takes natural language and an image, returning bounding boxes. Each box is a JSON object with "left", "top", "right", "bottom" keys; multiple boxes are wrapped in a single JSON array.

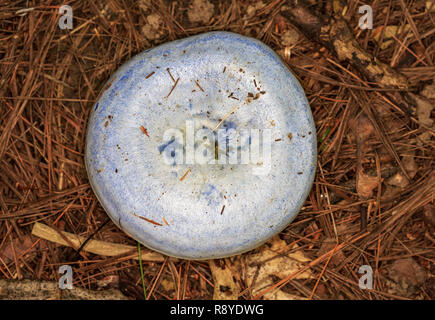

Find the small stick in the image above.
[
  {"left": 145, "top": 71, "right": 155, "bottom": 79},
  {"left": 31, "top": 222, "right": 175, "bottom": 261}
]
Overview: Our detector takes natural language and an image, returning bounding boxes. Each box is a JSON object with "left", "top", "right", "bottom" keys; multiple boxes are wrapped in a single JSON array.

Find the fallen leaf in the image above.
[
  {"left": 187, "top": 0, "right": 214, "bottom": 24},
  {"left": 268, "top": 290, "right": 306, "bottom": 300},
  {"left": 0, "top": 235, "right": 34, "bottom": 264},
  {"left": 388, "top": 258, "right": 426, "bottom": 294},
  {"left": 381, "top": 184, "right": 402, "bottom": 202},
  {"left": 138, "top": 0, "right": 151, "bottom": 12},
  {"left": 402, "top": 153, "right": 418, "bottom": 179},
  {"left": 409, "top": 93, "right": 434, "bottom": 145},
  {"left": 356, "top": 169, "right": 379, "bottom": 199},
  {"left": 386, "top": 172, "right": 409, "bottom": 188},
  {"left": 423, "top": 204, "right": 435, "bottom": 227},
  {"left": 209, "top": 259, "right": 240, "bottom": 300},
  {"left": 243, "top": 236, "right": 312, "bottom": 300}
]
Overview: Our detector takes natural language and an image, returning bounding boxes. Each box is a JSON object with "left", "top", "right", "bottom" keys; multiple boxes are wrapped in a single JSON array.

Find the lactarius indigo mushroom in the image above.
[{"left": 85, "top": 32, "right": 316, "bottom": 260}]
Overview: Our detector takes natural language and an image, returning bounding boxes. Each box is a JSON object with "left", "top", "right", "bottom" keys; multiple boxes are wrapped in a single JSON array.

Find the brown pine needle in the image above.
[
  {"left": 180, "top": 168, "right": 191, "bottom": 181},
  {"left": 309, "top": 243, "right": 338, "bottom": 299},
  {"left": 166, "top": 77, "right": 179, "bottom": 98},
  {"left": 140, "top": 125, "right": 150, "bottom": 138},
  {"left": 133, "top": 213, "right": 163, "bottom": 226},
  {"left": 147, "top": 257, "right": 168, "bottom": 299}
]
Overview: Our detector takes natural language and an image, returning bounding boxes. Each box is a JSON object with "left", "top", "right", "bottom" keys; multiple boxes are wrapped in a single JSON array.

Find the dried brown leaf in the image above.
[
  {"left": 209, "top": 259, "right": 240, "bottom": 300},
  {"left": 402, "top": 154, "right": 418, "bottom": 179},
  {"left": 187, "top": 0, "right": 214, "bottom": 24},
  {"left": 244, "top": 236, "right": 312, "bottom": 300},
  {"left": 356, "top": 170, "right": 379, "bottom": 199},
  {"left": 410, "top": 93, "right": 434, "bottom": 127}
]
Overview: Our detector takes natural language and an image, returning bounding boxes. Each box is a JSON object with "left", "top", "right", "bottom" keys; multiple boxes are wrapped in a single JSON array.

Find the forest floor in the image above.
[{"left": 0, "top": 0, "right": 433, "bottom": 300}]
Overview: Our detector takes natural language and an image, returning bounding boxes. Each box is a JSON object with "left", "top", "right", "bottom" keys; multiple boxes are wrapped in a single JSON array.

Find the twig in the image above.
[{"left": 31, "top": 222, "right": 175, "bottom": 262}]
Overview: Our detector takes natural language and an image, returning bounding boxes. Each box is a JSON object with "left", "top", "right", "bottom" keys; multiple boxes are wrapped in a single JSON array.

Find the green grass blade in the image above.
[{"left": 137, "top": 242, "right": 147, "bottom": 299}]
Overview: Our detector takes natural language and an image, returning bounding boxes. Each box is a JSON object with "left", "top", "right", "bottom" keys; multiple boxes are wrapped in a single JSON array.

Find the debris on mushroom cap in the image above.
[
  {"left": 145, "top": 71, "right": 155, "bottom": 79},
  {"left": 421, "top": 81, "right": 435, "bottom": 99},
  {"left": 351, "top": 114, "right": 375, "bottom": 149},
  {"left": 162, "top": 217, "right": 170, "bottom": 226},
  {"left": 194, "top": 80, "right": 204, "bottom": 92},
  {"left": 410, "top": 93, "right": 434, "bottom": 128},
  {"left": 179, "top": 168, "right": 191, "bottom": 181},
  {"left": 245, "top": 1, "right": 265, "bottom": 19},
  {"left": 133, "top": 213, "right": 163, "bottom": 226},
  {"left": 140, "top": 126, "right": 150, "bottom": 138}
]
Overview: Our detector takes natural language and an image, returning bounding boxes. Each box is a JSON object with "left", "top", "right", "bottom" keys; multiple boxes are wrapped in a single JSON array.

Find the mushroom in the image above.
[{"left": 85, "top": 32, "right": 316, "bottom": 260}]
